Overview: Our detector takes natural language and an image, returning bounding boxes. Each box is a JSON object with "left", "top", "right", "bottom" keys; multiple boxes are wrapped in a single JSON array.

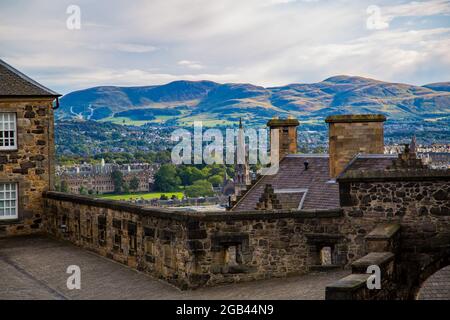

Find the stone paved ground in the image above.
[
  {"left": 418, "top": 266, "right": 450, "bottom": 300},
  {"left": 0, "top": 235, "right": 350, "bottom": 300}
]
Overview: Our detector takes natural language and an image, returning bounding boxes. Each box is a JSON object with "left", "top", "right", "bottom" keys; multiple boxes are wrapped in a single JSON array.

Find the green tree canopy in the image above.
[
  {"left": 208, "top": 174, "right": 223, "bottom": 187},
  {"left": 184, "top": 180, "right": 214, "bottom": 198},
  {"left": 60, "top": 180, "right": 69, "bottom": 193},
  {"left": 154, "top": 164, "right": 181, "bottom": 192},
  {"left": 111, "top": 168, "right": 124, "bottom": 193},
  {"left": 129, "top": 176, "right": 140, "bottom": 191}
]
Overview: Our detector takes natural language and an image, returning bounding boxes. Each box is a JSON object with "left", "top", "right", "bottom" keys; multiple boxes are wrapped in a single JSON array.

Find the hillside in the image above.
[{"left": 57, "top": 76, "right": 450, "bottom": 126}]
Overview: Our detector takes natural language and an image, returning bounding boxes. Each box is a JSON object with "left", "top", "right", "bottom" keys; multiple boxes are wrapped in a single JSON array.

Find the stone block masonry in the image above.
[
  {"left": 43, "top": 164, "right": 450, "bottom": 296},
  {"left": 44, "top": 191, "right": 361, "bottom": 289},
  {"left": 0, "top": 99, "right": 55, "bottom": 237}
]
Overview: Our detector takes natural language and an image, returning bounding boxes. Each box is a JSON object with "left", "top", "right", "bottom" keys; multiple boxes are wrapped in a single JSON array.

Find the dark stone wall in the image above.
[
  {"left": 43, "top": 191, "right": 354, "bottom": 289},
  {"left": 43, "top": 167, "right": 449, "bottom": 294},
  {"left": 338, "top": 174, "right": 450, "bottom": 299}
]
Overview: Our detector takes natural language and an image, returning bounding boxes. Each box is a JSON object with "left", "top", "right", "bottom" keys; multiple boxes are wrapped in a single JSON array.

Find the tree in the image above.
[
  {"left": 60, "top": 180, "right": 69, "bottom": 193},
  {"left": 129, "top": 176, "right": 140, "bottom": 192},
  {"left": 184, "top": 180, "right": 214, "bottom": 198},
  {"left": 154, "top": 164, "right": 181, "bottom": 192},
  {"left": 79, "top": 186, "right": 88, "bottom": 195},
  {"left": 208, "top": 174, "right": 223, "bottom": 187},
  {"left": 111, "top": 168, "right": 124, "bottom": 194},
  {"left": 123, "top": 182, "right": 130, "bottom": 194},
  {"left": 190, "top": 167, "right": 207, "bottom": 182}
]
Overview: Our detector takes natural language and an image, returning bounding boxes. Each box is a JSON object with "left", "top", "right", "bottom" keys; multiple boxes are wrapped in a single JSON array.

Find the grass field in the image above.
[{"left": 97, "top": 192, "right": 184, "bottom": 201}]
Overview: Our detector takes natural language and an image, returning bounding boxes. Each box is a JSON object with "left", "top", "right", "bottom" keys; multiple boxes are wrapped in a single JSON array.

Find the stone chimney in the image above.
[
  {"left": 326, "top": 114, "right": 386, "bottom": 178},
  {"left": 267, "top": 116, "right": 299, "bottom": 159}
]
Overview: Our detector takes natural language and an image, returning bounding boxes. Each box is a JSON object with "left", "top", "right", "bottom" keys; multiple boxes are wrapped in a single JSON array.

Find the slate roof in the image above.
[
  {"left": 338, "top": 154, "right": 397, "bottom": 177},
  {"left": 0, "top": 59, "right": 60, "bottom": 97},
  {"left": 231, "top": 153, "right": 398, "bottom": 211},
  {"left": 273, "top": 190, "right": 307, "bottom": 210},
  {"left": 232, "top": 154, "right": 340, "bottom": 211}
]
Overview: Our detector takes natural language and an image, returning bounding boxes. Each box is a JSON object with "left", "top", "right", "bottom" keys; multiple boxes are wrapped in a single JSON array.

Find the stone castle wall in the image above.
[
  {"left": 44, "top": 191, "right": 362, "bottom": 289},
  {"left": 43, "top": 168, "right": 450, "bottom": 293},
  {"left": 0, "top": 99, "right": 55, "bottom": 236},
  {"left": 337, "top": 170, "right": 450, "bottom": 298}
]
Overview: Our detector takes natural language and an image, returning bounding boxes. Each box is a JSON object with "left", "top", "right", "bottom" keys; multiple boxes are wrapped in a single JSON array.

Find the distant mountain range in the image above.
[{"left": 58, "top": 76, "right": 450, "bottom": 126}]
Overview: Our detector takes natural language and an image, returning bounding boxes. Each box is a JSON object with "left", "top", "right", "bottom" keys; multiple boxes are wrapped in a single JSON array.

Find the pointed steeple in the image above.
[
  {"left": 410, "top": 135, "right": 417, "bottom": 154},
  {"left": 239, "top": 117, "right": 243, "bottom": 129}
]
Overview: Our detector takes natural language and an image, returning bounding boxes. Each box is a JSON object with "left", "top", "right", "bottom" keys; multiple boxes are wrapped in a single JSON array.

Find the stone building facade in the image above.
[
  {"left": 58, "top": 163, "right": 156, "bottom": 194},
  {"left": 0, "top": 59, "right": 59, "bottom": 236}
]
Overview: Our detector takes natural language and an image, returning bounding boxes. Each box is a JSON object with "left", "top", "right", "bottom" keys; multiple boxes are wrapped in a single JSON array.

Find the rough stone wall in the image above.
[
  {"left": 339, "top": 173, "right": 450, "bottom": 298},
  {"left": 43, "top": 192, "right": 359, "bottom": 289},
  {"left": 43, "top": 169, "right": 449, "bottom": 294},
  {"left": 0, "top": 99, "right": 55, "bottom": 236}
]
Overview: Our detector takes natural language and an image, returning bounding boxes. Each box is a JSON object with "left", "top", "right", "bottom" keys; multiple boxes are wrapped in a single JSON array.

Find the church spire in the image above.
[{"left": 410, "top": 135, "right": 417, "bottom": 154}]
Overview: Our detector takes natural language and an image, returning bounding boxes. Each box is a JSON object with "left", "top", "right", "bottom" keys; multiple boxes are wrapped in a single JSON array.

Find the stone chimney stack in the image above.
[
  {"left": 267, "top": 116, "right": 299, "bottom": 159},
  {"left": 326, "top": 114, "right": 386, "bottom": 178}
]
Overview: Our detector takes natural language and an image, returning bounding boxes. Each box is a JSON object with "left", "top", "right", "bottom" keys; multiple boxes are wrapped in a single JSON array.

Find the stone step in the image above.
[
  {"left": 325, "top": 273, "right": 372, "bottom": 300},
  {"left": 365, "top": 223, "right": 400, "bottom": 253},
  {"left": 351, "top": 251, "right": 394, "bottom": 274}
]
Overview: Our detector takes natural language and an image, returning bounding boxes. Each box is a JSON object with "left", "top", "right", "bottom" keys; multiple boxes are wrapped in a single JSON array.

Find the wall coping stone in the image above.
[
  {"left": 351, "top": 252, "right": 394, "bottom": 273},
  {"left": 326, "top": 273, "right": 371, "bottom": 290},
  {"left": 338, "top": 169, "right": 450, "bottom": 182},
  {"left": 365, "top": 223, "right": 400, "bottom": 240},
  {"left": 325, "top": 114, "right": 386, "bottom": 123},
  {"left": 43, "top": 191, "right": 343, "bottom": 222}
]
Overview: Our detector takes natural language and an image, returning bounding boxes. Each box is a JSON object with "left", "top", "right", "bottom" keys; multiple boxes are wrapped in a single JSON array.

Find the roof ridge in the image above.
[
  {"left": 286, "top": 154, "right": 329, "bottom": 158},
  {"left": 0, "top": 58, "right": 60, "bottom": 96}
]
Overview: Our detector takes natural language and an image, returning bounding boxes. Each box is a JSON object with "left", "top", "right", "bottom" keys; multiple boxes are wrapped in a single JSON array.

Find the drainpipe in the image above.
[{"left": 52, "top": 97, "right": 60, "bottom": 110}]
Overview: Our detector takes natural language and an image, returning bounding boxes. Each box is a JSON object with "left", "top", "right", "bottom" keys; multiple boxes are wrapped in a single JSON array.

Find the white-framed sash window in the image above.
[
  {"left": 0, "top": 183, "right": 18, "bottom": 220},
  {"left": 0, "top": 113, "right": 17, "bottom": 150}
]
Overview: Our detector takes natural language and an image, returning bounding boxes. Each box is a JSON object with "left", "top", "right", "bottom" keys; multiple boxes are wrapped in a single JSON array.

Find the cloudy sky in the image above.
[{"left": 0, "top": 0, "right": 449, "bottom": 94}]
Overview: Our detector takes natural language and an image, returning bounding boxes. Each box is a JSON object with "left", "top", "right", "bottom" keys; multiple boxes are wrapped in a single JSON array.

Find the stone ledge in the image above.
[
  {"left": 44, "top": 191, "right": 343, "bottom": 222},
  {"left": 266, "top": 118, "right": 299, "bottom": 127},
  {"left": 351, "top": 252, "right": 394, "bottom": 273},
  {"left": 365, "top": 223, "right": 400, "bottom": 240},
  {"left": 338, "top": 169, "right": 450, "bottom": 182},
  {"left": 326, "top": 273, "right": 371, "bottom": 290},
  {"left": 325, "top": 114, "right": 386, "bottom": 123},
  {"left": 309, "top": 265, "right": 342, "bottom": 272}
]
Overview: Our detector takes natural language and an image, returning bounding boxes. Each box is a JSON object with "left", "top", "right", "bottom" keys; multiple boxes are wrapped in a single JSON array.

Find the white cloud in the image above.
[
  {"left": 366, "top": 0, "right": 450, "bottom": 30},
  {"left": 177, "top": 60, "right": 204, "bottom": 69},
  {"left": 0, "top": 0, "right": 449, "bottom": 93}
]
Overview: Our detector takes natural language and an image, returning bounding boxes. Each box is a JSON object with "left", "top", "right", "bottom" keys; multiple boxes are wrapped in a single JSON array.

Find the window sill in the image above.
[{"left": 0, "top": 218, "right": 21, "bottom": 225}]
